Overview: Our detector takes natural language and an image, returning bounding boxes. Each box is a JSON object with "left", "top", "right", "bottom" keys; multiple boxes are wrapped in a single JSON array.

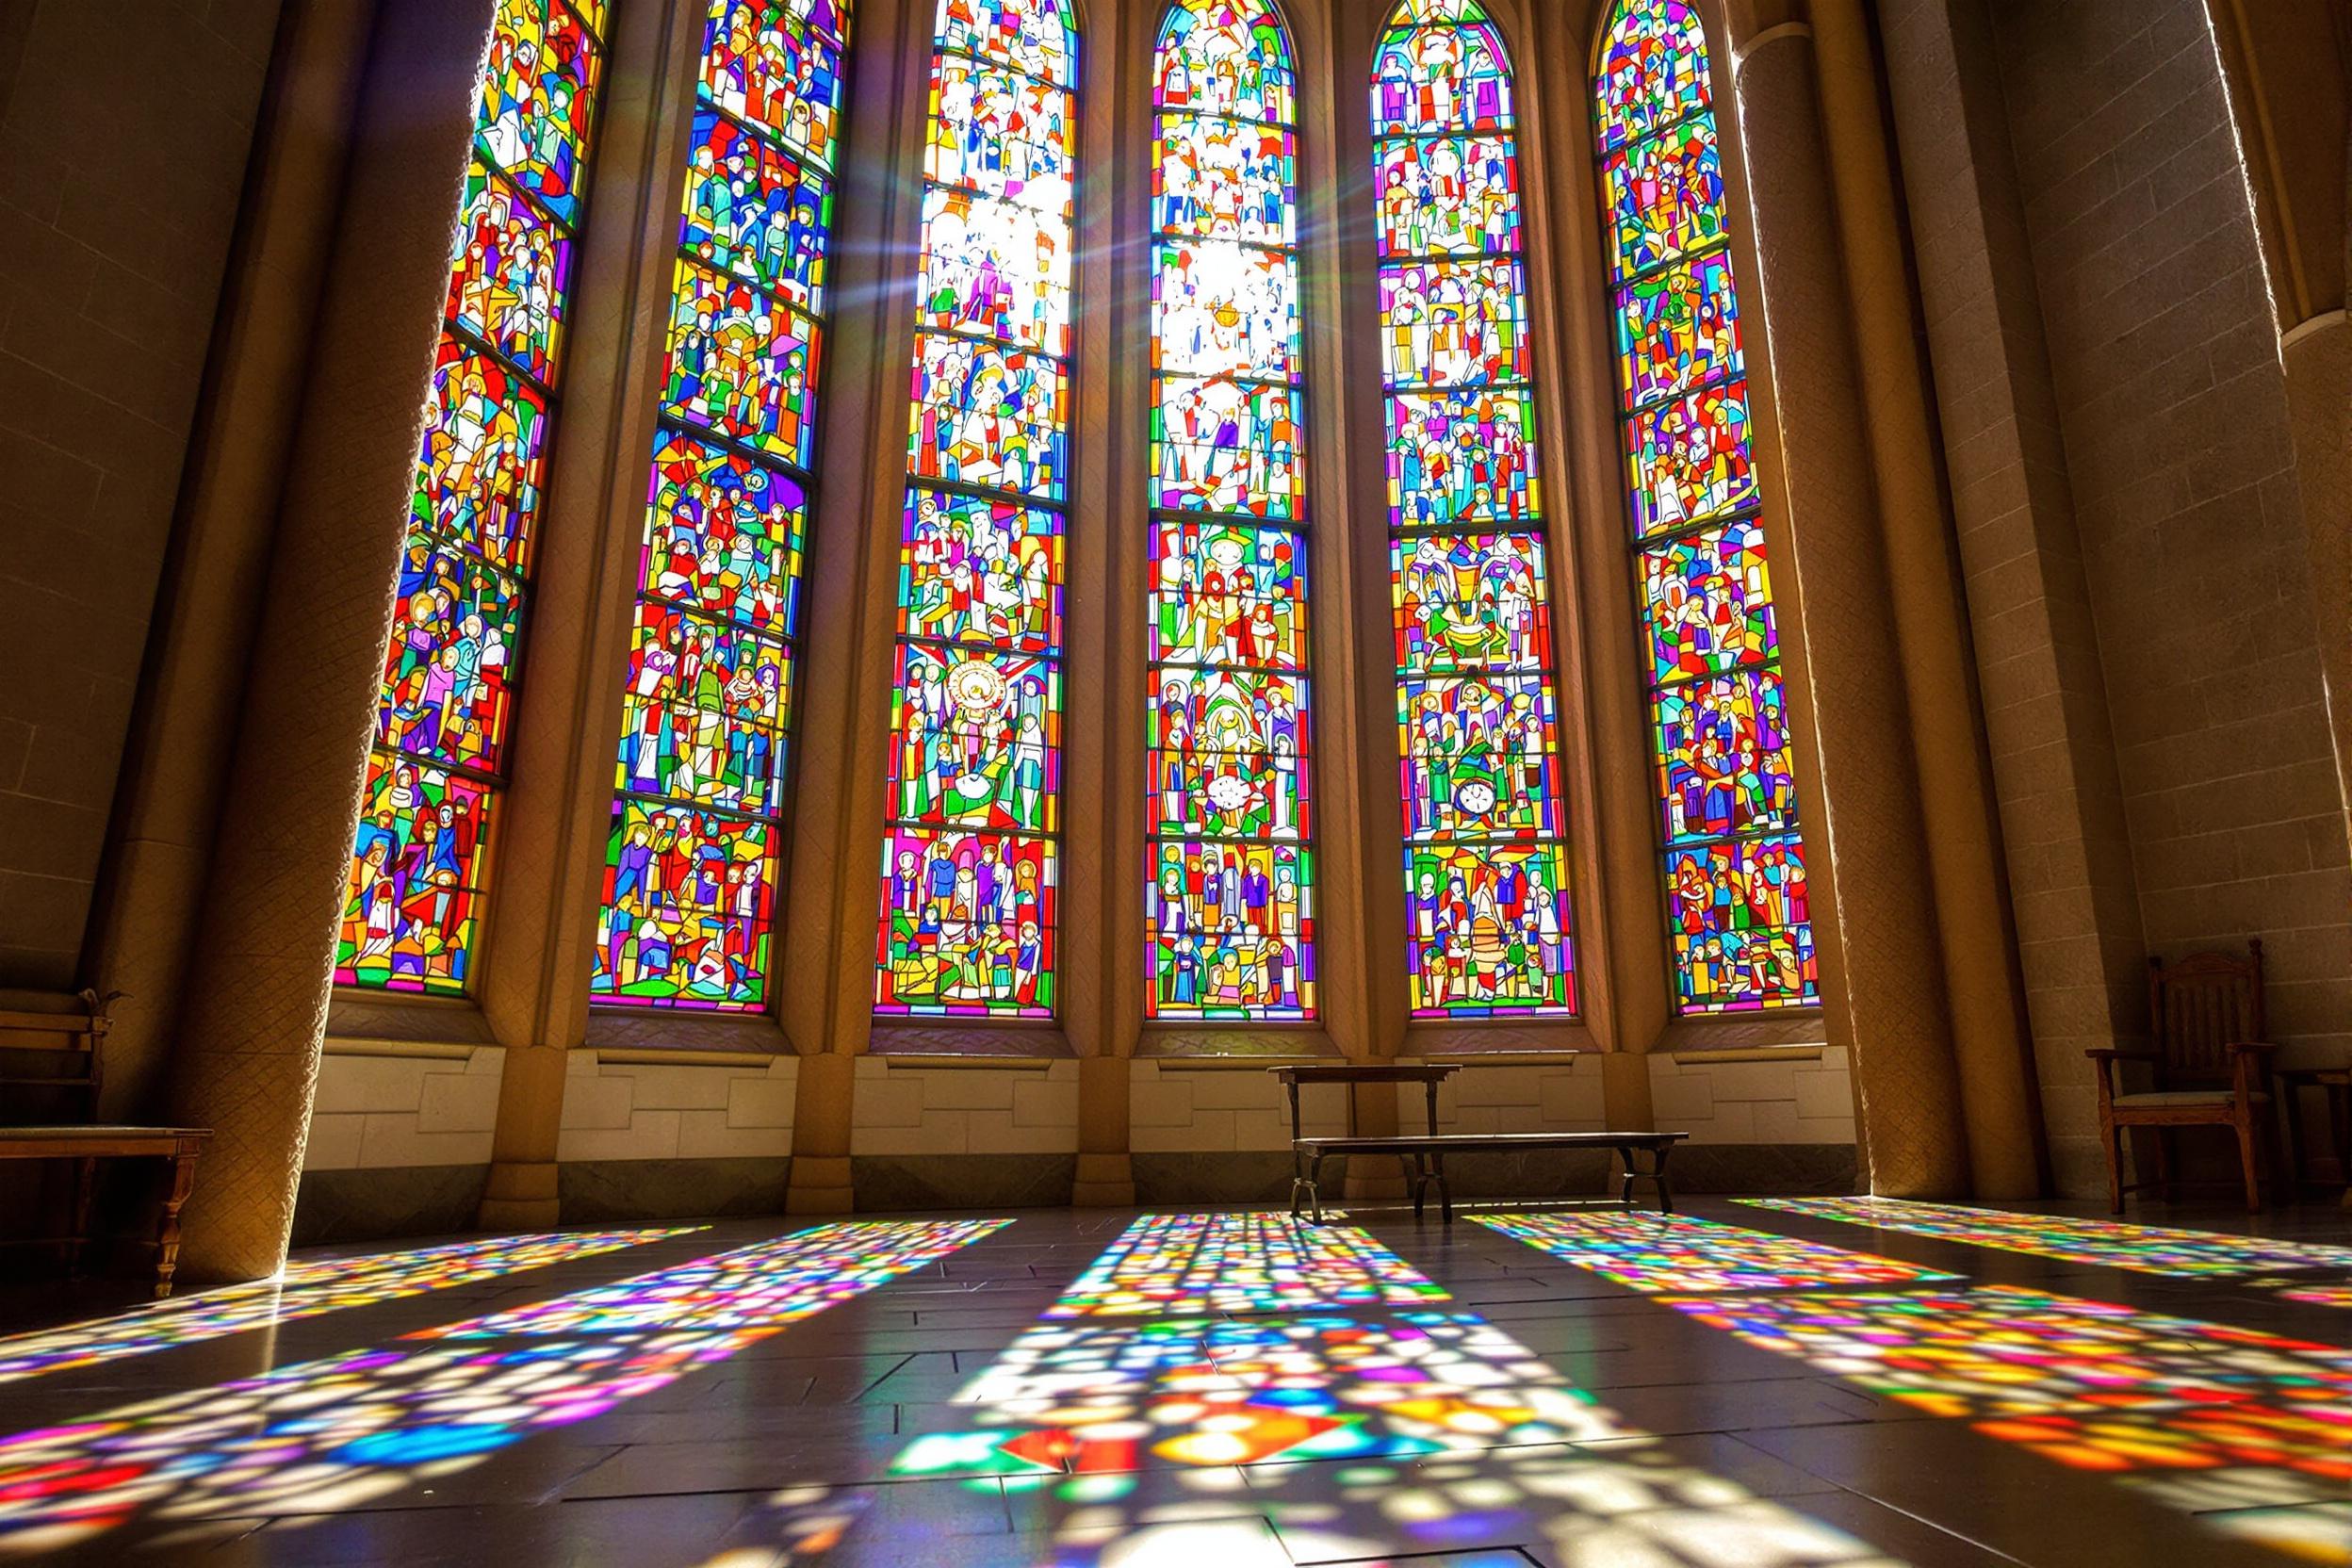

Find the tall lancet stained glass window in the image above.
[
  {"left": 338, "top": 0, "right": 609, "bottom": 994},
  {"left": 1592, "top": 0, "right": 1816, "bottom": 1012},
  {"left": 875, "top": 0, "right": 1075, "bottom": 1018},
  {"left": 1373, "top": 0, "right": 1576, "bottom": 1018},
  {"left": 589, "top": 0, "right": 852, "bottom": 1010},
  {"left": 1147, "top": 3, "right": 1315, "bottom": 1021}
]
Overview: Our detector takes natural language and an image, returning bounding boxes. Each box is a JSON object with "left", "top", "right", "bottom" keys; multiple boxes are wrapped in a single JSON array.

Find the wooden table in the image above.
[
  {"left": 0, "top": 1126, "right": 210, "bottom": 1297},
  {"left": 2276, "top": 1068, "right": 2351, "bottom": 1189},
  {"left": 1270, "top": 1064, "right": 1457, "bottom": 1216},
  {"left": 1289, "top": 1131, "right": 1689, "bottom": 1223}
]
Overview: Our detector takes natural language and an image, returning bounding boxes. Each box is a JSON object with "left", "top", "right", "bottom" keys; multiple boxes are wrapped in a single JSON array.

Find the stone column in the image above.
[
  {"left": 1807, "top": 0, "right": 2043, "bottom": 1197},
  {"left": 82, "top": 0, "right": 375, "bottom": 1123},
  {"left": 165, "top": 0, "right": 496, "bottom": 1282},
  {"left": 1729, "top": 23, "right": 1971, "bottom": 1196},
  {"left": 1073, "top": 1054, "right": 1135, "bottom": 1205}
]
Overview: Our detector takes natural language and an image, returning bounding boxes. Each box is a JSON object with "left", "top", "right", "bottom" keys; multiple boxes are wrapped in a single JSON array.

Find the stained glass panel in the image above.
[
  {"left": 878, "top": 0, "right": 1074, "bottom": 1019},
  {"left": 347, "top": 0, "right": 605, "bottom": 996},
  {"left": 662, "top": 258, "right": 821, "bottom": 464},
  {"left": 909, "top": 333, "right": 1069, "bottom": 498},
  {"left": 1594, "top": 0, "right": 1814, "bottom": 1013},
  {"left": 1152, "top": 519, "right": 1305, "bottom": 668},
  {"left": 899, "top": 491, "right": 1063, "bottom": 654},
  {"left": 595, "top": 0, "right": 854, "bottom": 1011},
  {"left": 1390, "top": 531, "right": 1551, "bottom": 675},
  {"left": 1593, "top": 0, "right": 1710, "bottom": 154},
  {"left": 1405, "top": 840, "right": 1575, "bottom": 1015},
  {"left": 374, "top": 537, "right": 520, "bottom": 774},
  {"left": 476, "top": 0, "right": 602, "bottom": 224},
  {"left": 336, "top": 757, "right": 493, "bottom": 994},
  {"left": 1146, "top": 2, "right": 1313, "bottom": 1022},
  {"left": 681, "top": 108, "right": 832, "bottom": 308},
  {"left": 1378, "top": 2, "right": 1575, "bottom": 1019},
  {"left": 410, "top": 343, "right": 549, "bottom": 573},
  {"left": 446, "top": 166, "right": 571, "bottom": 382},
  {"left": 878, "top": 825, "right": 1057, "bottom": 1015},
  {"left": 699, "top": 0, "right": 849, "bottom": 168}
]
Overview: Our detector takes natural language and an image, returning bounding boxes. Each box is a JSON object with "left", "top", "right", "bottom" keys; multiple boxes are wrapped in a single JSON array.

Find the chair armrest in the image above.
[
  {"left": 2083, "top": 1048, "right": 2153, "bottom": 1060},
  {"left": 2221, "top": 1040, "right": 2278, "bottom": 1054}
]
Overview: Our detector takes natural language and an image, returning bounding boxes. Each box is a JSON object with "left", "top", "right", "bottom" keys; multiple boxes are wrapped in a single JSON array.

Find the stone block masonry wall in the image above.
[
  {"left": 1985, "top": 0, "right": 2352, "bottom": 1062},
  {"left": 1131, "top": 1061, "right": 1344, "bottom": 1152},
  {"left": 0, "top": 0, "right": 286, "bottom": 986},
  {"left": 1647, "top": 1049, "right": 1855, "bottom": 1146},
  {"left": 1394, "top": 1057, "right": 1608, "bottom": 1136},
  {"left": 302, "top": 1048, "right": 505, "bottom": 1171},
  {"left": 558, "top": 1054, "right": 799, "bottom": 1164},
  {"left": 852, "top": 1058, "right": 1078, "bottom": 1156}
]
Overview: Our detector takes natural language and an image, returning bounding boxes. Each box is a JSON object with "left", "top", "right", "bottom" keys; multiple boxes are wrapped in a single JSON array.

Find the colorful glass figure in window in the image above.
[
  {"left": 1147, "top": 2, "right": 1315, "bottom": 1021},
  {"left": 338, "top": 0, "right": 609, "bottom": 994},
  {"left": 589, "top": 0, "right": 852, "bottom": 1010},
  {"left": 874, "top": 0, "right": 1076, "bottom": 1018},
  {"left": 1373, "top": 0, "right": 1576, "bottom": 1018},
  {"left": 1593, "top": 0, "right": 1816, "bottom": 1013}
]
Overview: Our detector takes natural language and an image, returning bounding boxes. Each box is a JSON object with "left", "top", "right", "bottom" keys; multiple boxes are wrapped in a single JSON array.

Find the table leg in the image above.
[
  {"left": 1616, "top": 1147, "right": 1637, "bottom": 1210},
  {"left": 1653, "top": 1147, "right": 1675, "bottom": 1215},
  {"left": 1425, "top": 1081, "right": 1441, "bottom": 1137},
  {"left": 155, "top": 1152, "right": 199, "bottom": 1299},
  {"left": 70, "top": 1156, "right": 98, "bottom": 1279}
]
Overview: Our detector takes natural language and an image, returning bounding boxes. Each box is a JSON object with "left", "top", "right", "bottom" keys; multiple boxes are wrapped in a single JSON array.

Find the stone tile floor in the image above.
[{"left": 0, "top": 1196, "right": 2345, "bottom": 1567}]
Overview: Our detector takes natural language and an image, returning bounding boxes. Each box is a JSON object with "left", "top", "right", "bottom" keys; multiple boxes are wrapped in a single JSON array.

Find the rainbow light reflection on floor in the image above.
[
  {"left": 1667, "top": 1283, "right": 2352, "bottom": 1506},
  {"left": 1741, "top": 1195, "right": 2352, "bottom": 1277},
  {"left": 0, "top": 1218, "right": 1007, "bottom": 1557},
  {"left": 722, "top": 1214, "right": 1903, "bottom": 1568},
  {"left": 0, "top": 1228, "right": 698, "bottom": 1386},
  {"left": 1042, "top": 1210, "right": 1450, "bottom": 1316},
  {"left": 2275, "top": 1280, "right": 2352, "bottom": 1309},
  {"left": 1469, "top": 1210, "right": 1956, "bottom": 1293}
]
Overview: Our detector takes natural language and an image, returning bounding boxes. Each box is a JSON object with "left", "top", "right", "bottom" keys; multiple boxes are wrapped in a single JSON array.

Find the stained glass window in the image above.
[
  {"left": 588, "top": 0, "right": 851, "bottom": 1011},
  {"left": 338, "top": 0, "right": 608, "bottom": 994},
  {"left": 1593, "top": 0, "right": 1816, "bottom": 1012},
  {"left": 1373, "top": 0, "right": 1576, "bottom": 1018},
  {"left": 1146, "top": 3, "right": 1315, "bottom": 1022},
  {"left": 875, "top": 0, "right": 1075, "bottom": 1018}
]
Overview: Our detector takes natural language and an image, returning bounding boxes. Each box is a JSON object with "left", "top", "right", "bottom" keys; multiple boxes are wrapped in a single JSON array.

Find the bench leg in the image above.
[
  {"left": 1409, "top": 1152, "right": 1428, "bottom": 1222},
  {"left": 71, "top": 1156, "right": 98, "bottom": 1279},
  {"left": 1307, "top": 1152, "right": 1328, "bottom": 1225},
  {"left": 1652, "top": 1147, "right": 1675, "bottom": 1216},
  {"left": 1434, "top": 1154, "right": 1452, "bottom": 1225},
  {"left": 1617, "top": 1151, "right": 1637, "bottom": 1211},
  {"left": 156, "top": 1152, "right": 199, "bottom": 1299}
]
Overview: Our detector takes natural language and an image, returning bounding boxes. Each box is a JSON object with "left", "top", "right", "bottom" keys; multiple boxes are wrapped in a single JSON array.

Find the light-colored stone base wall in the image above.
[
  {"left": 1132, "top": 1061, "right": 1344, "bottom": 1152},
  {"left": 1392, "top": 1056, "right": 1608, "bottom": 1135},
  {"left": 851, "top": 1057, "right": 1077, "bottom": 1155},
  {"left": 303, "top": 1047, "right": 504, "bottom": 1170},
  {"left": 557, "top": 1052, "right": 798, "bottom": 1163},
  {"left": 1649, "top": 1048, "right": 1856, "bottom": 1145}
]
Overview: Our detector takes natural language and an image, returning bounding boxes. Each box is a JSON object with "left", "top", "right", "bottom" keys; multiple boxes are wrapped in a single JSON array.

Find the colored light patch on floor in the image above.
[
  {"left": 826, "top": 1212, "right": 1903, "bottom": 1568},
  {"left": 1668, "top": 1283, "right": 2352, "bottom": 1514},
  {"left": 0, "top": 1218, "right": 1011, "bottom": 1556},
  {"left": 1470, "top": 1210, "right": 1954, "bottom": 1294},
  {"left": 414, "top": 1217, "right": 1009, "bottom": 1336},
  {"left": 2275, "top": 1280, "right": 2352, "bottom": 1308},
  {"left": 1742, "top": 1195, "right": 2352, "bottom": 1278},
  {"left": 1042, "top": 1211, "right": 1450, "bottom": 1317},
  {"left": 0, "top": 1228, "right": 696, "bottom": 1385}
]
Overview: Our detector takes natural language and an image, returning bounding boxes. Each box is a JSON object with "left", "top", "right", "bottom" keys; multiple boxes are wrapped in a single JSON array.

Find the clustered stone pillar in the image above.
[
  {"left": 1073, "top": 1054, "right": 1135, "bottom": 1206},
  {"left": 1806, "top": 0, "right": 2044, "bottom": 1198},
  {"left": 1733, "top": 23, "right": 1973, "bottom": 1196},
  {"left": 165, "top": 0, "right": 497, "bottom": 1282}
]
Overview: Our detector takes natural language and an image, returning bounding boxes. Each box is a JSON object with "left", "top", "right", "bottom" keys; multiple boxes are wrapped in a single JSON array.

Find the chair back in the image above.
[{"left": 2147, "top": 939, "right": 2264, "bottom": 1087}]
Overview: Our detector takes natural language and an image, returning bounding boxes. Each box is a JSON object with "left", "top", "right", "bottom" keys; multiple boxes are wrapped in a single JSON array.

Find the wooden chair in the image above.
[{"left": 2090, "top": 939, "right": 2280, "bottom": 1212}]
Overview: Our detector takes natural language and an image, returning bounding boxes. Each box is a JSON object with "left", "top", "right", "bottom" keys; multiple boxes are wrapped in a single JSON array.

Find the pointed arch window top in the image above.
[
  {"left": 941, "top": 0, "right": 1074, "bottom": 85},
  {"left": 1595, "top": 0, "right": 1713, "bottom": 154},
  {"left": 1155, "top": 1, "right": 1295, "bottom": 126},
  {"left": 1374, "top": 0, "right": 1514, "bottom": 136}
]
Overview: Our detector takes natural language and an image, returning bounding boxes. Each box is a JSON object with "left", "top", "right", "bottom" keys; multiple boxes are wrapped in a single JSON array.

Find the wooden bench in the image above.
[
  {"left": 1268, "top": 1063, "right": 1685, "bottom": 1225},
  {"left": 1289, "top": 1131, "right": 1687, "bottom": 1224}
]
